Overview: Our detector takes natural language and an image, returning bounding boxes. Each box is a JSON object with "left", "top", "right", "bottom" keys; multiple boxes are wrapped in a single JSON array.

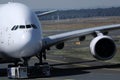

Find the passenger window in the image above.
[
  {"left": 20, "top": 25, "right": 25, "bottom": 29},
  {"left": 26, "top": 25, "right": 31, "bottom": 28},
  {"left": 31, "top": 24, "right": 37, "bottom": 29}
]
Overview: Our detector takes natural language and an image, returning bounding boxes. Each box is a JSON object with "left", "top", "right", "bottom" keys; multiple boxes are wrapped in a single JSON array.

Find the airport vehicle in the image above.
[{"left": 0, "top": 2, "right": 120, "bottom": 78}]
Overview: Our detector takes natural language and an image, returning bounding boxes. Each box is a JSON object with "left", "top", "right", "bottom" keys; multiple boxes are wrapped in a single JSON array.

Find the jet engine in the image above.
[
  {"left": 56, "top": 42, "right": 64, "bottom": 50},
  {"left": 90, "top": 35, "right": 116, "bottom": 60}
]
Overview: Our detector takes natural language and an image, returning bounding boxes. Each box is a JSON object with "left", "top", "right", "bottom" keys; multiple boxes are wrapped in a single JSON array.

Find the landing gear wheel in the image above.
[
  {"left": 35, "top": 51, "right": 51, "bottom": 76},
  {"left": 34, "top": 62, "right": 51, "bottom": 76},
  {"left": 42, "top": 62, "right": 51, "bottom": 76},
  {"left": 22, "top": 57, "right": 29, "bottom": 66}
]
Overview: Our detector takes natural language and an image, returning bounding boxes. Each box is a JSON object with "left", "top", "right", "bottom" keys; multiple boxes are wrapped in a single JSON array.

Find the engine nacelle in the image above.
[
  {"left": 90, "top": 35, "right": 116, "bottom": 60},
  {"left": 56, "top": 42, "right": 64, "bottom": 50},
  {"left": 79, "top": 36, "right": 86, "bottom": 41}
]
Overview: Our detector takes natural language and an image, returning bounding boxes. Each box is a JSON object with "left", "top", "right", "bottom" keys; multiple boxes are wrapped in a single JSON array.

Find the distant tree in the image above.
[{"left": 36, "top": 7, "right": 120, "bottom": 20}]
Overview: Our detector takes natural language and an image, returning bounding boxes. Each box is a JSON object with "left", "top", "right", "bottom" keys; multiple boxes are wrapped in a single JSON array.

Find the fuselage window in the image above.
[
  {"left": 31, "top": 24, "right": 37, "bottom": 29},
  {"left": 20, "top": 25, "right": 25, "bottom": 29}
]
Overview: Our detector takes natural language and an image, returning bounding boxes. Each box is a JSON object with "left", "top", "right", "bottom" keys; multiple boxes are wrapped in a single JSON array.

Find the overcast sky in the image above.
[{"left": 0, "top": 0, "right": 120, "bottom": 10}]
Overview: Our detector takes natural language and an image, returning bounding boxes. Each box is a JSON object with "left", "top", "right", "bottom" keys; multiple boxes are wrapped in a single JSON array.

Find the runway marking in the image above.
[
  {"left": 47, "top": 59, "right": 66, "bottom": 63},
  {"left": 64, "top": 79, "right": 75, "bottom": 80},
  {"left": 47, "top": 59, "right": 90, "bottom": 67},
  {"left": 32, "top": 56, "right": 90, "bottom": 67},
  {"left": 103, "top": 68, "right": 120, "bottom": 71}
]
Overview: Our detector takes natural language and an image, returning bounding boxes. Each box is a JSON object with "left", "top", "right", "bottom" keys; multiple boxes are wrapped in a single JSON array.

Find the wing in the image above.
[
  {"left": 37, "top": 10, "right": 57, "bottom": 16},
  {"left": 43, "top": 24, "right": 120, "bottom": 47}
]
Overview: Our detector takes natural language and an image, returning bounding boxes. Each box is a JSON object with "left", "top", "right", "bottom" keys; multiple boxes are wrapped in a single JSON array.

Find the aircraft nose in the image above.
[
  {"left": 21, "top": 32, "right": 31, "bottom": 44},
  {"left": 15, "top": 32, "right": 41, "bottom": 58},
  {"left": 3, "top": 30, "right": 42, "bottom": 58},
  {"left": 4, "top": 32, "right": 32, "bottom": 58}
]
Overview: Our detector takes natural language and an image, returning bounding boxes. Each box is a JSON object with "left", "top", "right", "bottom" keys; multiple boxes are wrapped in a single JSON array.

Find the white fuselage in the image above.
[{"left": 0, "top": 2, "right": 42, "bottom": 58}]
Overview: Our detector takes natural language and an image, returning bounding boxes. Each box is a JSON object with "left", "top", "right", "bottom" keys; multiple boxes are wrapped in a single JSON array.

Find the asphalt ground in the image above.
[{"left": 0, "top": 54, "right": 120, "bottom": 80}]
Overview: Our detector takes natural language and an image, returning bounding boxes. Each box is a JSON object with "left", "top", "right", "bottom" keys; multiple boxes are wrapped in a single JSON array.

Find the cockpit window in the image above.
[
  {"left": 31, "top": 24, "right": 37, "bottom": 29},
  {"left": 11, "top": 26, "right": 15, "bottom": 30},
  {"left": 26, "top": 25, "right": 31, "bottom": 28},
  {"left": 14, "top": 26, "right": 18, "bottom": 30},
  {"left": 11, "top": 25, "right": 18, "bottom": 30},
  {"left": 11, "top": 24, "right": 37, "bottom": 31},
  {"left": 20, "top": 25, "right": 25, "bottom": 29}
]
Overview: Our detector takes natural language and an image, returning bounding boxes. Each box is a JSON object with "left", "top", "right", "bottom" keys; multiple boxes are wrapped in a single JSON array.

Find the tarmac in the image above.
[{"left": 0, "top": 54, "right": 120, "bottom": 80}]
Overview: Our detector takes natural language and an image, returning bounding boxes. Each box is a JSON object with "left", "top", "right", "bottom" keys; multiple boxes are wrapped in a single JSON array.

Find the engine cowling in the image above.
[
  {"left": 56, "top": 42, "right": 64, "bottom": 50},
  {"left": 90, "top": 35, "right": 116, "bottom": 60},
  {"left": 79, "top": 36, "right": 86, "bottom": 41}
]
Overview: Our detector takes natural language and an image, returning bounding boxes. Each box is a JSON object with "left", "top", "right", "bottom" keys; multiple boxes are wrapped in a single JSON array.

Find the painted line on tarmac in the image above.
[
  {"left": 64, "top": 79, "right": 75, "bottom": 80},
  {"left": 47, "top": 59, "right": 66, "bottom": 63},
  {"left": 103, "top": 68, "right": 120, "bottom": 71},
  {"left": 47, "top": 59, "right": 90, "bottom": 67}
]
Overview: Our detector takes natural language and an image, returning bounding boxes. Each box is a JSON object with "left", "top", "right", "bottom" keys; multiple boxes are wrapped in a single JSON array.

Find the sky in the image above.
[{"left": 0, "top": 0, "right": 120, "bottom": 10}]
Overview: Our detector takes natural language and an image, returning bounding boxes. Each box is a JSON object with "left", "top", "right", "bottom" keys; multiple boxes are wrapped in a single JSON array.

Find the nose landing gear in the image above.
[{"left": 7, "top": 50, "right": 51, "bottom": 79}]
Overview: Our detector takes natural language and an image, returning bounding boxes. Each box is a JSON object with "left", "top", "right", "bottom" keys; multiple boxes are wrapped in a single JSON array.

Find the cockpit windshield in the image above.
[{"left": 11, "top": 24, "right": 37, "bottom": 31}]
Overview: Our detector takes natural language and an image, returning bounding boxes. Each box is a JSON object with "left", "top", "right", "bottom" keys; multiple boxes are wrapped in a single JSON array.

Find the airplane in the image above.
[{"left": 0, "top": 2, "right": 120, "bottom": 78}]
